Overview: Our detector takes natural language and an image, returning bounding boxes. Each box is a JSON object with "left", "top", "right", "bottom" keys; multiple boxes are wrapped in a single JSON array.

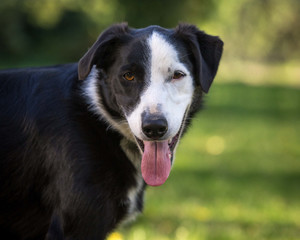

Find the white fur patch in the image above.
[{"left": 127, "top": 32, "right": 194, "bottom": 141}]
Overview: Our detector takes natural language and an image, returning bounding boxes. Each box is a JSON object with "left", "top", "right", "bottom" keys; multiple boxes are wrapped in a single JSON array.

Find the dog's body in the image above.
[{"left": 0, "top": 23, "right": 223, "bottom": 239}]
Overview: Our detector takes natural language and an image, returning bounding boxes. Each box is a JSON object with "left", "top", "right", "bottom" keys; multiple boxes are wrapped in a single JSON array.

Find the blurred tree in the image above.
[
  {"left": 0, "top": 0, "right": 118, "bottom": 65},
  {"left": 115, "top": 0, "right": 216, "bottom": 28},
  {"left": 205, "top": 0, "right": 300, "bottom": 61},
  {"left": 0, "top": 0, "right": 299, "bottom": 67}
]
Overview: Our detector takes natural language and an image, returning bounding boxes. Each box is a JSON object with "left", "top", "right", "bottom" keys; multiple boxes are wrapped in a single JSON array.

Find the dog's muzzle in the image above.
[{"left": 134, "top": 112, "right": 186, "bottom": 187}]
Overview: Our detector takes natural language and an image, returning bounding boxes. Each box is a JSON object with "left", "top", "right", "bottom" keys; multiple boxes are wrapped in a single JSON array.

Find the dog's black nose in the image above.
[{"left": 142, "top": 116, "right": 168, "bottom": 139}]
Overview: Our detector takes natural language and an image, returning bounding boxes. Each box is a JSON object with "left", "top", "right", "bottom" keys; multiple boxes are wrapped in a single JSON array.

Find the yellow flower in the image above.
[{"left": 107, "top": 232, "right": 123, "bottom": 240}]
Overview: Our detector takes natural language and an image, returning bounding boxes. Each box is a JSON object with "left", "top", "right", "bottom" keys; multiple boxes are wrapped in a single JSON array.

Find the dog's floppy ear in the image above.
[
  {"left": 175, "top": 24, "right": 223, "bottom": 93},
  {"left": 78, "top": 23, "right": 130, "bottom": 80}
]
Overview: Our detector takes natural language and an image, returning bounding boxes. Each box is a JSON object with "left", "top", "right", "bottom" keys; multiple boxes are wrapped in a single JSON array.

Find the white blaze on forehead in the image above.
[
  {"left": 148, "top": 32, "right": 194, "bottom": 104},
  {"left": 149, "top": 32, "right": 180, "bottom": 78},
  {"left": 127, "top": 31, "right": 194, "bottom": 140}
]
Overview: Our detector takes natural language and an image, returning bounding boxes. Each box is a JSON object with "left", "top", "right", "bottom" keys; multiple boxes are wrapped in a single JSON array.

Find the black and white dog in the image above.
[{"left": 0, "top": 23, "right": 223, "bottom": 239}]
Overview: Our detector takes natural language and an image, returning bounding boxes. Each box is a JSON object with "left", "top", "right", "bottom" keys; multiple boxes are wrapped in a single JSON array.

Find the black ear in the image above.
[
  {"left": 78, "top": 23, "right": 130, "bottom": 80},
  {"left": 175, "top": 24, "right": 223, "bottom": 93}
]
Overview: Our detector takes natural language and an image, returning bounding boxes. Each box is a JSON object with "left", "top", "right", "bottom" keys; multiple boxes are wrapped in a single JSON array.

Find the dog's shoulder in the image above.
[
  {"left": 0, "top": 63, "right": 78, "bottom": 115},
  {"left": 0, "top": 64, "right": 78, "bottom": 88}
]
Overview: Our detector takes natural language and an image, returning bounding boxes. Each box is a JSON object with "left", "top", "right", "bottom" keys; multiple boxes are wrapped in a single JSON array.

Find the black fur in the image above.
[
  {"left": 0, "top": 64, "right": 144, "bottom": 239},
  {"left": 0, "top": 23, "right": 223, "bottom": 239}
]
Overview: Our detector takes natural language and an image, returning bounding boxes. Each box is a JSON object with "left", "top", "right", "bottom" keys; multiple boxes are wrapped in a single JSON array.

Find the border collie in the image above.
[{"left": 0, "top": 23, "right": 223, "bottom": 239}]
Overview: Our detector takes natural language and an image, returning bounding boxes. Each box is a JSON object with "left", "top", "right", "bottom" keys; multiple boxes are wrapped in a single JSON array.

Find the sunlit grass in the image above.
[
  {"left": 218, "top": 60, "right": 300, "bottom": 88},
  {"left": 117, "top": 82, "right": 300, "bottom": 240}
]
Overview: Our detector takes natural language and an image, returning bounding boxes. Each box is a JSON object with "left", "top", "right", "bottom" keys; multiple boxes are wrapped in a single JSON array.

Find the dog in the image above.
[{"left": 0, "top": 23, "right": 223, "bottom": 239}]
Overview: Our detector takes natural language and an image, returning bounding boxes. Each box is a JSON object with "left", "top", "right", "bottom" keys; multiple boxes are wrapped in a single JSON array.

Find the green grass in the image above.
[{"left": 114, "top": 82, "right": 300, "bottom": 240}]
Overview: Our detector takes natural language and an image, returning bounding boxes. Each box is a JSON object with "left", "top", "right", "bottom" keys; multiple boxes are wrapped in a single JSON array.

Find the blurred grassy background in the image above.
[
  {"left": 118, "top": 83, "right": 300, "bottom": 240},
  {"left": 1, "top": 0, "right": 299, "bottom": 239}
]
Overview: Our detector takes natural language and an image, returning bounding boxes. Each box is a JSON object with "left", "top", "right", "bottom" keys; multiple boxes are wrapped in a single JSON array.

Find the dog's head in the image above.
[{"left": 78, "top": 23, "right": 223, "bottom": 186}]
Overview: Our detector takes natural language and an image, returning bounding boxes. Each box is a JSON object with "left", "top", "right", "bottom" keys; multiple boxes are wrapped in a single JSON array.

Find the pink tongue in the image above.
[{"left": 141, "top": 141, "right": 171, "bottom": 186}]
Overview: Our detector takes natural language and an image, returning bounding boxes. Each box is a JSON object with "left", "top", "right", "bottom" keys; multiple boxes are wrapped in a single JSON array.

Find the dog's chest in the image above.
[{"left": 120, "top": 138, "right": 145, "bottom": 223}]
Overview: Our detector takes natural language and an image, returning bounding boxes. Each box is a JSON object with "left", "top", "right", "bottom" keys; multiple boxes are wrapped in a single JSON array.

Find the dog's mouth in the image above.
[
  {"left": 135, "top": 130, "right": 180, "bottom": 157},
  {"left": 134, "top": 121, "right": 184, "bottom": 187}
]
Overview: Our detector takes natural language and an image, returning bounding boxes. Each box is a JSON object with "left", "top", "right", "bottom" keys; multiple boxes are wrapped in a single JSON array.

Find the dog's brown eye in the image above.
[
  {"left": 173, "top": 71, "right": 186, "bottom": 80},
  {"left": 123, "top": 72, "right": 135, "bottom": 81}
]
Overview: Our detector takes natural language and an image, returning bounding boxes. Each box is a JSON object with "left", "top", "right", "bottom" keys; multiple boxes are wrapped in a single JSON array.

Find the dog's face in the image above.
[{"left": 78, "top": 23, "right": 223, "bottom": 186}]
